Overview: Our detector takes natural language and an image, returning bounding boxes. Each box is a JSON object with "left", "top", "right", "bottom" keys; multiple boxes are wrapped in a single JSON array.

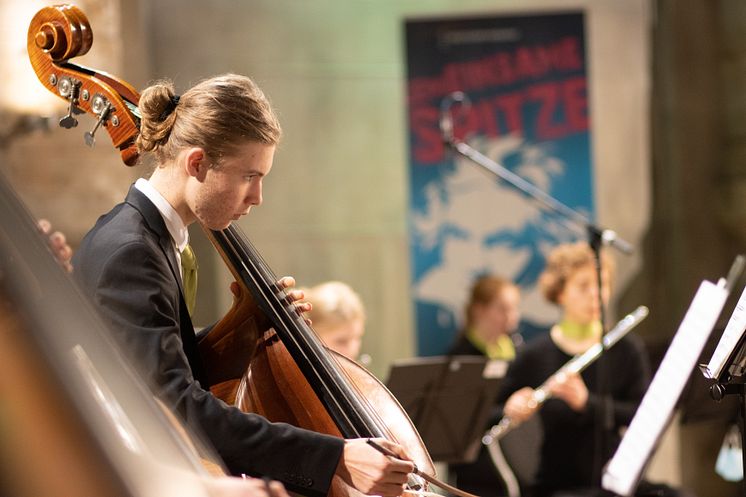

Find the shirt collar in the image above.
[{"left": 134, "top": 178, "right": 189, "bottom": 252}]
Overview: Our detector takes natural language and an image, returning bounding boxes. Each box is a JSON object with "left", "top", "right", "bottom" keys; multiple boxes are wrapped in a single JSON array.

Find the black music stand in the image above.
[
  {"left": 703, "top": 296, "right": 746, "bottom": 493},
  {"left": 708, "top": 373, "right": 746, "bottom": 497},
  {"left": 386, "top": 355, "right": 505, "bottom": 464},
  {"left": 603, "top": 257, "right": 744, "bottom": 496}
]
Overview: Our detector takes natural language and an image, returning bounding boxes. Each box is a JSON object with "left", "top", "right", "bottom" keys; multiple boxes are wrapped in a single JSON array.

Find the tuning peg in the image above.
[
  {"left": 84, "top": 96, "right": 112, "bottom": 147},
  {"left": 57, "top": 77, "right": 81, "bottom": 129},
  {"left": 59, "top": 109, "right": 79, "bottom": 129}
]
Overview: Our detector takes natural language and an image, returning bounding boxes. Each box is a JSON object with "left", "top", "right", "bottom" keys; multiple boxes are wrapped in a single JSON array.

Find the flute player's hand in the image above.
[{"left": 503, "top": 387, "right": 540, "bottom": 423}]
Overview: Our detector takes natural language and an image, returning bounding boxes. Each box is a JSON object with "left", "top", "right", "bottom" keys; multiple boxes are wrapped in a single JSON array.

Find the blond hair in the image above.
[
  {"left": 136, "top": 74, "right": 281, "bottom": 165},
  {"left": 304, "top": 281, "right": 366, "bottom": 329},
  {"left": 538, "top": 241, "right": 616, "bottom": 304}
]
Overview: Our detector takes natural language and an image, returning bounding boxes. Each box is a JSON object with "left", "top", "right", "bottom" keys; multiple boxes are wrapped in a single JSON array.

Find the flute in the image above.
[{"left": 482, "top": 305, "right": 649, "bottom": 445}]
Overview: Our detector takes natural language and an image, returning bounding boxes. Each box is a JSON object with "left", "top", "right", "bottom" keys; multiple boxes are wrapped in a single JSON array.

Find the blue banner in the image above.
[{"left": 405, "top": 12, "right": 594, "bottom": 355}]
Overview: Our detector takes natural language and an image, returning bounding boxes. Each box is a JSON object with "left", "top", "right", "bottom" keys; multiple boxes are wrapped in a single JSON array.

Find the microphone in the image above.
[
  {"left": 601, "top": 229, "right": 633, "bottom": 255},
  {"left": 439, "top": 103, "right": 454, "bottom": 144},
  {"left": 588, "top": 226, "right": 634, "bottom": 255},
  {"left": 439, "top": 91, "right": 468, "bottom": 145},
  {"left": 440, "top": 106, "right": 453, "bottom": 143}
]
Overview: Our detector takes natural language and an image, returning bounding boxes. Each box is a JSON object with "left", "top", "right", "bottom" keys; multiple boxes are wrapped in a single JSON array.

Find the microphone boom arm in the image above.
[{"left": 439, "top": 92, "right": 632, "bottom": 255}]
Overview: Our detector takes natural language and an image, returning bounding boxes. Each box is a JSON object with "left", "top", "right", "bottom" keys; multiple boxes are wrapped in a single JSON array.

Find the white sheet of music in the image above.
[
  {"left": 602, "top": 280, "right": 729, "bottom": 496},
  {"left": 704, "top": 284, "right": 746, "bottom": 379}
]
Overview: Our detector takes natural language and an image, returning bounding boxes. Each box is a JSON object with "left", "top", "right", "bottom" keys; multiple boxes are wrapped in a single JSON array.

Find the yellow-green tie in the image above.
[{"left": 181, "top": 244, "right": 198, "bottom": 316}]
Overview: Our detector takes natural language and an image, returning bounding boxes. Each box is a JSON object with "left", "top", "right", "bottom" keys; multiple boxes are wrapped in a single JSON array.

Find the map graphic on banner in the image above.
[{"left": 405, "top": 12, "right": 595, "bottom": 355}]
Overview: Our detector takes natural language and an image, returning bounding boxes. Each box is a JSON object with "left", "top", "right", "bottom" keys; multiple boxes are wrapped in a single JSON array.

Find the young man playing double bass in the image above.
[{"left": 73, "top": 74, "right": 413, "bottom": 497}]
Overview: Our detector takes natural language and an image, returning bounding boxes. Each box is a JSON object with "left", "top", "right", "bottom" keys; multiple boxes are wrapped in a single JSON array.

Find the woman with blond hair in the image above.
[{"left": 304, "top": 281, "right": 366, "bottom": 361}]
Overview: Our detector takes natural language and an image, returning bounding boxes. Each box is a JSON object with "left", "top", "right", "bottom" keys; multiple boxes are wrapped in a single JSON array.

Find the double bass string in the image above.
[
  {"left": 217, "top": 225, "right": 393, "bottom": 440},
  {"left": 222, "top": 228, "right": 427, "bottom": 491},
  {"left": 216, "top": 226, "right": 423, "bottom": 489}
]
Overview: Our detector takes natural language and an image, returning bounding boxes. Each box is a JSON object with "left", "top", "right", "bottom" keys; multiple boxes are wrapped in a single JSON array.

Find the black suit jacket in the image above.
[{"left": 74, "top": 186, "right": 344, "bottom": 497}]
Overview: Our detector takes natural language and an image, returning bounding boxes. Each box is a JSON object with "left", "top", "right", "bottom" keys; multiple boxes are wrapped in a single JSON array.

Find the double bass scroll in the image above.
[{"left": 27, "top": 4, "right": 140, "bottom": 165}]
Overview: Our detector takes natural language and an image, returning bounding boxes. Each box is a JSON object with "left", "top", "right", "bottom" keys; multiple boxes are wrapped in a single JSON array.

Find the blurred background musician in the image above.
[
  {"left": 447, "top": 274, "right": 523, "bottom": 497},
  {"left": 449, "top": 275, "right": 523, "bottom": 361},
  {"left": 498, "top": 241, "right": 651, "bottom": 497},
  {"left": 303, "top": 281, "right": 367, "bottom": 362}
]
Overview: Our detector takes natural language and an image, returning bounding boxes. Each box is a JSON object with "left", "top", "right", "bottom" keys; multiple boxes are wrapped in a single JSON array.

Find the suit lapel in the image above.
[
  {"left": 124, "top": 186, "right": 185, "bottom": 297},
  {"left": 123, "top": 186, "right": 208, "bottom": 386}
]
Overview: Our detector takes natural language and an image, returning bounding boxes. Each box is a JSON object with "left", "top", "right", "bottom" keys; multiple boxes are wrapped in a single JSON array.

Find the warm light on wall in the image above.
[
  {"left": 0, "top": 0, "right": 123, "bottom": 148},
  {"left": 0, "top": 0, "right": 68, "bottom": 115}
]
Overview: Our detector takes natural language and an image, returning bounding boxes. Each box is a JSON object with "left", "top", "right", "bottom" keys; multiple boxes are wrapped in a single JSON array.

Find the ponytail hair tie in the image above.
[{"left": 158, "top": 94, "right": 181, "bottom": 121}]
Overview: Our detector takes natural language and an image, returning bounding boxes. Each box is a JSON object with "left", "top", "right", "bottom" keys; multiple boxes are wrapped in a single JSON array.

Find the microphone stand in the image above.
[{"left": 439, "top": 91, "right": 633, "bottom": 487}]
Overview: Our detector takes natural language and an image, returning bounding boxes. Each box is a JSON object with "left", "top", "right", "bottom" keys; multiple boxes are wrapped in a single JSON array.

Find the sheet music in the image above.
[
  {"left": 703, "top": 283, "right": 746, "bottom": 379},
  {"left": 602, "top": 280, "right": 729, "bottom": 496}
]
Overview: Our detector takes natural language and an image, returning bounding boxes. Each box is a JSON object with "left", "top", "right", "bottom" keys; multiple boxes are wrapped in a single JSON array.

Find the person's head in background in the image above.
[
  {"left": 464, "top": 275, "right": 521, "bottom": 360},
  {"left": 539, "top": 241, "right": 616, "bottom": 328},
  {"left": 304, "top": 281, "right": 366, "bottom": 361}
]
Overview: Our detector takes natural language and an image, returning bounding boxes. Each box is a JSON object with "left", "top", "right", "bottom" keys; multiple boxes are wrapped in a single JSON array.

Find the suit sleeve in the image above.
[{"left": 81, "top": 239, "right": 344, "bottom": 497}]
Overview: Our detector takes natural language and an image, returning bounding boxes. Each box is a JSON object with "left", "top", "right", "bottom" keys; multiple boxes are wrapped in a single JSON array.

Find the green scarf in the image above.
[
  {"left": 557, "top": 320, "right": 601, "bottom": 341},
  {"left": 466, "top": 329, "right": 515, "bottom": 360}
]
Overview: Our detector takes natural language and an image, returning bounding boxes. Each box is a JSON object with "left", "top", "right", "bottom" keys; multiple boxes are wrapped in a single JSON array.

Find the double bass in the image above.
[{"left": 27, "top": 5, "right": 472, "bottom": 497}]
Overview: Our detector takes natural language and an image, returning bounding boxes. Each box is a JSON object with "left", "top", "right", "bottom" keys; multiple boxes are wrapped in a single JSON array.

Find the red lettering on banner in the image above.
[
  {"left": 477, "top": 99, "right": 500, "bottom": 137},
  {"left": 410, "top": 106, "right": 444, "bottom": 163},
  {"left": 407, "top": 36, "right": 584, "bottom": 104},
  {"left": 528, "top": 83, "right": 565, "bottom": 139},
  {"left": 515, "top": 47, "right": 543, "bottom": 78},
  {"left": 410, "top": 78, "right": 589, "bottom": 164},
  {"left": 563, "top": 76, "right": 588, "bottom": 131},
  {"left": 494, "top": 93, "right": 524, "bottom": 135}
]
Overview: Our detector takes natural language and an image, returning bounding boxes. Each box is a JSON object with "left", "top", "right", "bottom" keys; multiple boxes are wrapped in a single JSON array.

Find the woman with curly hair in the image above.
[{"left": 497, "top": 241, "right": 651, "bottom": 497}]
